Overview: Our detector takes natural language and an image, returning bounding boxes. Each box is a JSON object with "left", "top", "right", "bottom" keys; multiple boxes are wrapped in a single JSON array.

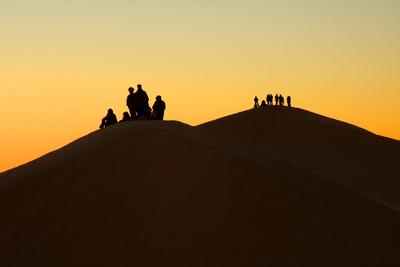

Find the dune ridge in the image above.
[
  {"left": 1, "top": 120, "right": 400, "bottom": 266},
  {"left": 197, "top": 106, "right": 400, "bottom": 209}
]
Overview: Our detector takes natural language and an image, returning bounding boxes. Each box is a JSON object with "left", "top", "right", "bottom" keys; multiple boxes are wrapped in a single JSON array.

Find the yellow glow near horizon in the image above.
[{"left": 1, "top": 0, "right": 399, "bottom": 172}]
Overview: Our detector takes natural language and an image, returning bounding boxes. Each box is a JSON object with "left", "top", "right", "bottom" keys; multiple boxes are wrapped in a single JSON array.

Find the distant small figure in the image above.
[
  {"left": 287, "top": 96, "right": 291, "bottom": 107},
  {"left": 279, "top": 94, "right": 284, "bottom": 106},
  {"left": 152, "top": 95, "right": 166, "bottom": 120},
  {"left": 266, "top": 94, "right": 273, "bottom": 105},
  {"left": 260, "top": 100, "right": 267, "bottom": 106},
  {"left": 126, "top": 87, "right": 137, "bottom": 120},
  {"left": 119, "top": 112, "right": 132, "bottom": 122},
  {"left": 135, "top": 84, "right": 150, "bottom": 118},
  {"left": 99, "top": 109, "right": 118, "bottom": 128},
  {"left": 254, "top": 96, "right": 259, "bottom": 108},
  {"left": 275, "top": 94, "right": 279, "bottom": 105}
]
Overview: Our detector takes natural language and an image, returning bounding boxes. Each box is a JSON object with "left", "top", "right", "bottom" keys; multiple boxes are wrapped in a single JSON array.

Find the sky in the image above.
[{"left": 1, "top": 0, "right": 399, "bottom": 173}]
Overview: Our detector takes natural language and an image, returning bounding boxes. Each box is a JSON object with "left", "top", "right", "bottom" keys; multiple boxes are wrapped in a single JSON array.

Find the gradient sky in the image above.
[{"left": 1, "top": 0, "right": 399, "bottom": 172}]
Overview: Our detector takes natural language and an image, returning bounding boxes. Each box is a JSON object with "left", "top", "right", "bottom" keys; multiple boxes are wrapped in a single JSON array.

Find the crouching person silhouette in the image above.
[
  {"left": 99, "top": 109, "right": 118, "bottom": 128},
  {"left": 119, "top": 112, "right": 132, "bottom": 122}
]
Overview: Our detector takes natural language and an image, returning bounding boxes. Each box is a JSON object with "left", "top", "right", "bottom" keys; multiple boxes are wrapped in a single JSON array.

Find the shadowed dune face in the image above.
[
  {"left": 197, "top": 106, "right": 400, "bottom": 209},
  {"left": 1, "top": 121, "right": 400, "bottom": 266}
]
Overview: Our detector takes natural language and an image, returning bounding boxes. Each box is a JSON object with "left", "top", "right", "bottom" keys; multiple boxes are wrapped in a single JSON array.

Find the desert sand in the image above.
[
  {"left": 198, "top": 106, "right": 400, "bottom": 209},
  {"left": 1, "top": 110, "right": 400, "bottom": 266}
]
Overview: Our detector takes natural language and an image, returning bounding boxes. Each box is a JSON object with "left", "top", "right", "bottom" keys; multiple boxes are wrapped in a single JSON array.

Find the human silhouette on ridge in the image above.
[
  {"left": 99, "top": 109, "right": 118, "bottom": 128},
  {"left": 135, "top": 84, "right": 150, "bottom": 119},
  {"left": 254, "top": 96, "right": 259, "bottom": 108},
  {"left": 152, "top": 95, "right": 166, "bottom": 120},
  {"left": 126, "top": 87, "right": 137, "bottom": 120},
  {"left": 279, "top": 94, "right": 284, "bottom": 106},
  {"left": 119, "top": 112, "right": 132, "bottom": 122}
]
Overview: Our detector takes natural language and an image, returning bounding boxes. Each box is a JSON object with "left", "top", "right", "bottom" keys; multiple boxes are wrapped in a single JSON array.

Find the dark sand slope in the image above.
[
  {"left": 197, "top": 106, "right": 400, "bottom": 209},
  {"left": 1, "top": 121, "right": 400, "bottom": 266}
]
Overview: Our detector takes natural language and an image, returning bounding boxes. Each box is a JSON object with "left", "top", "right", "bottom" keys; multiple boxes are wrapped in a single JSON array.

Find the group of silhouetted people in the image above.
[
  {"left": 100, "top": 84, "right": 166, "bottom": 129},
  {"left": 254, "top": 94, "right": 291, "bottom": 108}
]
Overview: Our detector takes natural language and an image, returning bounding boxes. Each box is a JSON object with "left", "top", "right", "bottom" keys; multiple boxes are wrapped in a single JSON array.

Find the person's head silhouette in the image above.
[{"left": 123, "top": 112, "right": 131, "bottom": 120}]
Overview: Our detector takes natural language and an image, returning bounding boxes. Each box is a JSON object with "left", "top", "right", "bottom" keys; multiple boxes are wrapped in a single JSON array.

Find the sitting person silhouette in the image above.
[
  {"left": 99, "top": 109, "right": 118, "bottom": 128},
  {"left": 260, "top": 100, "right": 267, "bottom": 106},
  {"left": 119, "top": 112, "right": 132, "bottom": 122}
]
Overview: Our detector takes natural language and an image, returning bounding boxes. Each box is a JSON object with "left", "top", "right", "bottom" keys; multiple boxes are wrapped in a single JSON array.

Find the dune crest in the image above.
[
  {"left": 1, "top": 120, "right": 399, "bottom": 266},
  {"left": 197, "top": 106, "right": 400, "bottom": 209}
]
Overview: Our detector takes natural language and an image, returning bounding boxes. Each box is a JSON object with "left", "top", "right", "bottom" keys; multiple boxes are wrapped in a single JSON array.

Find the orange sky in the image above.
[{"left": 1, "top": 0, "right": 399, "bottom": 173}]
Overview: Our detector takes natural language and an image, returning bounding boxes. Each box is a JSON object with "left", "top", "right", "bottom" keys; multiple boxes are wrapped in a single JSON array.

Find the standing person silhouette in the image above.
[
  {"left": 254, "top": 96, "right": 259, "bottom": 108},
  {"left": 287, "top": 96, "right": 291, "bottom": 107},
  {"left": 279, "top": 94, "right": 284, "bottom": 106},
  {"left": 126, "top": 87, "right": 137, "bottom": 120},
  {"left": 152, "top": 95, "right": 166, "bottom": 120},
  {"left": 135, "top": 84, "right": 149, "bottom": 119},
  {"left": 275, "top": 94, "right": 279, "bottom": 105}
]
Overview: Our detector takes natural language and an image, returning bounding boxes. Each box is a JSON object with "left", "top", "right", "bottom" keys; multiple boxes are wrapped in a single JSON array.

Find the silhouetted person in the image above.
[
  {"left": 279, "top": 94, "right": 284, "bottom": 106},
  {"left": 126, "top": 87, "right": 137, "bottom": 119},
  {"left": 119, "top": 112, "right": 132, "bottom": 122},
  {"left": 135, "top": 84, "right": 149, "bottom": 119},
  {"left": 266, "top": 94, "right": 272, "bottom": 105},
  {"left": 268, "top": 94, "right": 273, "bottom": 105},
  {"left": 254, "top": 96, "right": 259, "bottom": 108},
  {"left": 287, "top": 96, "right": 291, "bottom": 107},
  {"left": 275, "top": 94, "right": 279, "bottom": 105},
  {"left": 99, "top": 109, "right": 118, "bottom": 128},
  {"left": 152, "top": 95, "right": 166, "bottom": 120},
  {"left": 260, "top": 100, "right": 266, "bottom": 106}
]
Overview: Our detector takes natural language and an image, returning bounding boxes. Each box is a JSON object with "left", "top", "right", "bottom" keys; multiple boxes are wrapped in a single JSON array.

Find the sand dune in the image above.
[
  {"left": 1, "top": 120, "right": 400, "bottom": 266},
  {"left": 197, "top": 106, "right": 400, "bottom": 209}
]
